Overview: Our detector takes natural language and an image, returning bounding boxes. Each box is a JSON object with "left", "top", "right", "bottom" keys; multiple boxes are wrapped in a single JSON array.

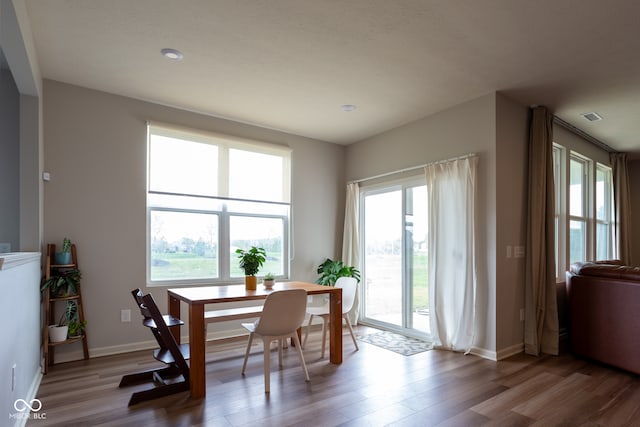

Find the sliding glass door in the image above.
[{"left": 360, "top": 178, "right": 429, "bottom": 338}]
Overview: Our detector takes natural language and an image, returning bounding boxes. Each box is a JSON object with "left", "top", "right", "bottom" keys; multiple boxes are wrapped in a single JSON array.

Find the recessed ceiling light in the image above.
[
  {"left": 341, "top": 104, "right": 356, "bottom": 112},
  {"left": 581, "top": 111, "right": 603, "bottom": 122},
  {"left": 161, "top": 48, "right": 184, "bottom": 61}
]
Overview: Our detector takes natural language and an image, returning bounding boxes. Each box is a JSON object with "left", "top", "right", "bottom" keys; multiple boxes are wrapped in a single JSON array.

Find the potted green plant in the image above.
[
  {"left": 316, "top": 258, "right": 361, "bottom": 286},
  {"left": 55, "top": 237, "right": 73, "bottom": 265},
  {"left": 65, "top": 300, "right": 87, "bottom": 337},
  {"left": 49, "top": 300, "right": 86, "bottom": 342},
  {"left": 48, "top": 313, "right": 69, "bottom": 343},
  {"left": 263, "top": 272, "right": 275, "bottom": 289},
  {"left": 235, "top": 246, "right": 266, "bottom": 290},
  {"left": 41, "top": 268, "right": 82, "bottom": 297}
]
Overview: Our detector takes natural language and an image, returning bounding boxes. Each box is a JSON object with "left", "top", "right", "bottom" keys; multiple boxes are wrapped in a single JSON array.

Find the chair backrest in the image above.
[
  {"left": 140, "top": 292, "right": 190, "bottom": 378},
  {"left": 335, "top": 277, "right": 357, "bottom": 314},
  {"left": 132, "top": 288, "right": 153, "bottom": 319},
  {"left": 255, "top": 289, "right": 307, "bottom": 336}
]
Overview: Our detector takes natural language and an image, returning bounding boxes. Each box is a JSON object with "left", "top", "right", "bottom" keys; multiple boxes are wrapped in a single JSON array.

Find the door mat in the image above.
[{"left": 357, "top": 331, "right": 432, "bottom": 356}]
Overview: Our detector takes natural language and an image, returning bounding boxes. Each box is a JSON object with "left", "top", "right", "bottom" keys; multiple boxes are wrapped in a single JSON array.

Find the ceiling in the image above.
[{"left": 23, "top": 0, "right": 640, "bottom": 153}]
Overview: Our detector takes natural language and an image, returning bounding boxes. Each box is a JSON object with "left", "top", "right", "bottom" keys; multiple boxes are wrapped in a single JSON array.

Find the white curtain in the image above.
[
  {"left": 426, "top": 155, "right": 478, "bottom": 353},
  {"left": 342, "top": 183, "right": 360, "bottom": 323}
]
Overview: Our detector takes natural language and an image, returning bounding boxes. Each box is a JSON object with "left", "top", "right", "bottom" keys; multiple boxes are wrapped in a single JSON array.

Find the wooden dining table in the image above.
[{"left": 167, "top": 281, "right": 343, "bottom": 398}]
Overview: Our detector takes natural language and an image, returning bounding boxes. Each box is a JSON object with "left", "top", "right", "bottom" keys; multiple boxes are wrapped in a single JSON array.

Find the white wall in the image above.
[
  {"left": 42, "top": 80, "right": 345, "bottom": 359},
  {"left": 0, "top": 254, "right": 41, "bottom": 426}
]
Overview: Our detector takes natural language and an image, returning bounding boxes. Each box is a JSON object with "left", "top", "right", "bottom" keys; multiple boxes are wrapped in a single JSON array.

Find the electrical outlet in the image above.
[{"left": 121, "top": 309, "right": 131, "bottom": 322}]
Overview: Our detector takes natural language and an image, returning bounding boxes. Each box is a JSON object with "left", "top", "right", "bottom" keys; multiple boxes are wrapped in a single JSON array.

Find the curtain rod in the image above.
[
  {"left": 348, "top": 152, "right": 477, "bottom": 185},
  {"left": 553, "top": 116, "right": 616, "bottom": 153}
]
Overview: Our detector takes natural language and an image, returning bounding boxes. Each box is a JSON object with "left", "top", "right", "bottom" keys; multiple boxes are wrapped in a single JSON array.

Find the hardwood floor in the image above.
[{"left": 29, "top": 326, "right": 640, "bottom": 426}]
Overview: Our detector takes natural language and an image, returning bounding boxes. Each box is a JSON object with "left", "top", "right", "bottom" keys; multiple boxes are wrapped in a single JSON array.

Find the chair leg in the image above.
[
  {"left": 302, "top": 314, "right": 314, "bottom": 348},
  {"left": 320, "top": 316, "right": 329, "bottom": 358},
  {"left": 278, "top": 338, "right": 284, "bottom": 368},
  {"left": 291, "top": 332, "right": 310, "bottom": 382},
  {"left": 344, "top": 314, "right": 359, "bottom": 351},
  {"left": 242, "top": 332, "right": 254, "bottom": 375},
  {"left": 263, "top": 337, "right": 271, "bottom": 393}
]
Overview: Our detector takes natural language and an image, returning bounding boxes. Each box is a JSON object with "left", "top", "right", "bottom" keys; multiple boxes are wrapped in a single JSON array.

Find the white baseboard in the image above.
[
  {"left": 470, "top": 346, "right": 497, "bottom": 361},
  {"left": 495, "top": 342, "right": 524, "bottom": 360},
  {"left": 470, "top": 342, "right": 524, "bottom": 362}
]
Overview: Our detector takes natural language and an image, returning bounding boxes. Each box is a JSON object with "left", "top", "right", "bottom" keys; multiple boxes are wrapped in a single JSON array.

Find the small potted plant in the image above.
[
  {"left": 65, "top": 300, "right": 87, "bottom": 338},
  {"left": 263, "top": 272, "right": 275, "bottom": 289},
  {"left": 55, "top": 237, "right": 73, "bottom": 265},
  {"left": 48, "top": 312, "right": 69, "bottom": 343},
  {"left": 235, "top": 246, "right": 266, "bottom": 290},
  {"left": 49, "top": 300, "right": 86, "bottom": 342},
  {"left": 316, "top": 258, "right": 361, "bottom": 286},
  {"left": 41, "top": 268, "right": 81, "bottom": 297}
]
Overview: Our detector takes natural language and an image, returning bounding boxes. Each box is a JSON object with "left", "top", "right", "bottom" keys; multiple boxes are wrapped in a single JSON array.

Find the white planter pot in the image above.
[
  {"left": 49, "top": 325, "right": 68, "bottom": 342},
  {"left": 263, "top": 279, "right": 275, "bottom": 289}
]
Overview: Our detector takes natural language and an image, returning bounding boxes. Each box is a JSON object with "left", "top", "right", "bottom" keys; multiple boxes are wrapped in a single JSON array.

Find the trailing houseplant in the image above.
[
  {"left": 316, "top": 258, "right": 360, "bottom": 286},
  {"left": 41, "top": 268, "right": 82, "bottom": 297},
  {"left": 235, "top": 246, "right": 267, "bottom": 290}
]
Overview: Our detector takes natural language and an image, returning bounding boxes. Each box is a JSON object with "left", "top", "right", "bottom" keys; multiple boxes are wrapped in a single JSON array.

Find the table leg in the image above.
[
  {"left": 328, "top": 288, "right": 343, "bottom": 364},
  {"left": 189, "top": 303, "right": 206, "bottom": 398},
  {"left": 168, "top": 295, "right": 181, "bottom": 343}
]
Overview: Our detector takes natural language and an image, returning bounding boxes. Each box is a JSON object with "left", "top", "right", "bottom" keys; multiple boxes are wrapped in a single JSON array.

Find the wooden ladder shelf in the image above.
[{"left": 43, "top": 243, "right": 89, "bottom": 373}]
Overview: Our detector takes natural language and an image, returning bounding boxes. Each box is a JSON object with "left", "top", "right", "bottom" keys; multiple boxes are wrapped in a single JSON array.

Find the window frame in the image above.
[
  {"left": 146, "top": 123, "right": 291, "bottom": 286},
  {"left": 568, "top": 152, "right": 591, "bottom": 266},
  {"left": 553, "top": 143, "right": 614, "bottom": 281},
  {"left": 595, "top": 163, "right": 614, "bottom": 260}
]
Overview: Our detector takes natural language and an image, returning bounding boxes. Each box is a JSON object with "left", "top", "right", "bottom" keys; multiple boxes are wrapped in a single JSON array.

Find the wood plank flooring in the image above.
[{"left": 29, "top": 326, "right": 640, "bottom": 426}]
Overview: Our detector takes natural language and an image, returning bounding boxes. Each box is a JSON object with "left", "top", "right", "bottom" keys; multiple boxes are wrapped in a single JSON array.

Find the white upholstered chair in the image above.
[
  {"left": 241, "top": 289, "right": 310, "bottom": 393},
  {"left": 302, "top": 276, "right": 359, "bottom": 358}
]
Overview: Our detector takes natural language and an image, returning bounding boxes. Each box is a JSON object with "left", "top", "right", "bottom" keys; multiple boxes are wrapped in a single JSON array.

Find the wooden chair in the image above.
[{"left": 118, "top": 289, "right": 190, "bottom": 406}]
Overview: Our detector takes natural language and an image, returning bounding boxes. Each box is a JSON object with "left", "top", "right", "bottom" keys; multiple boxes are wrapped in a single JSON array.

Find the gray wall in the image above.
[
  {"left": 0, "top": 65, "right": 20, "bottom": 251},
  {"left": 495, "top": 95, "right": 529, "bottom": 354},
  {"left": 346, "top": 92, "right": 506, "bottom": 357},
  {"left": 42, "top": 80, "right": 345, "bottom": 358}
]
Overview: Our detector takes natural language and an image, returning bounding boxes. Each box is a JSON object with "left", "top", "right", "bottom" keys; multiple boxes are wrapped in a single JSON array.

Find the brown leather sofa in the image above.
[{"left": 566, "top": 261, "right": 640, "bottom": 374}]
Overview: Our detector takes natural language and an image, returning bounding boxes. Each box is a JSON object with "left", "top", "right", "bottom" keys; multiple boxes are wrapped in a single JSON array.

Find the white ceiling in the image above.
[{"left": 23, "top": 0, "right": 640, "bottom": 153}]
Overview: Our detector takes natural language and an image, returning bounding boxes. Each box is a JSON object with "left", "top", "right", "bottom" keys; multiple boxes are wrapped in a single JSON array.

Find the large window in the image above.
[
  {"left": 147, "top": 124, "right": 291, "bottom": 285},
  {"left": 553, "top": 144, "right": 613, "bottom": 279}
]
